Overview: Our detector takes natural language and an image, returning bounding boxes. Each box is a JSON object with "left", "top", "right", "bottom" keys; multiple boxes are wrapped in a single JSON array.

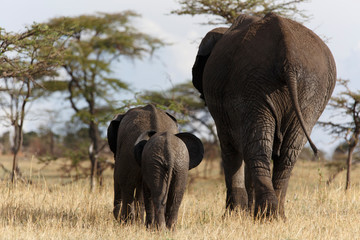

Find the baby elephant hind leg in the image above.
[
  {"left": 165, "top": 172, "right": 188, "bottom": 230},
  {"left": 154, "top": 200, "right": 166, "bottom": 230},
  {"left": 143, "top": 183, "right": 155, "bottom": 228},
  {"left": 148, "top": 180, "right": 168, "bottom": 230}
]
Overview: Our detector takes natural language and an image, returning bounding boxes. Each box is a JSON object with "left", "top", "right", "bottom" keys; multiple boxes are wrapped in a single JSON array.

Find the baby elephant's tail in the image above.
[{"left": 162, "top": 133, "right": 174, "bottom": 206}]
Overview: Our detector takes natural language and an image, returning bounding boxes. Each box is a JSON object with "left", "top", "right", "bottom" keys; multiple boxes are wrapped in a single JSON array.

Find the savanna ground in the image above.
[{"left": 1, "top": 154, "right": 360, "bottom": 240}]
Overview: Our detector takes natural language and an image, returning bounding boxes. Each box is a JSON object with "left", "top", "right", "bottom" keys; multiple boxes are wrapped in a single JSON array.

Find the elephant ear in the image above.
[
  {"left": 192, "top": 27, "right": 228, "bottom": 100},
  {"left": 176, "top": 133, "right": 204, "bottom": 170},
  {"left": 134, "top": 131, "right": 157, "bottom": 166},
  {"left": 107, "top": 113, "right": 125, "bottom": 156}
]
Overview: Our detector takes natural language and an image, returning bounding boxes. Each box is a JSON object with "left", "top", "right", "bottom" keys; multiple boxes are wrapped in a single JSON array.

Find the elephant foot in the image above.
[
  {"left": 222, "top": 207, "right": 249, "bottom": 220},
  {"left": 113, "top": 205, "right": 121, "bottom": 221},
  {"left": 166, "top": 221, "right": 177, "bottom": 231},
  {"left": 226, "top": 187, "right": 248, "bottom": 211},
  {"left": 254, "top": 193, "right": 278, "bottom": 221},
  {"left": 145, "top": 213, "right": 155, "bottom": 228},
  {"left": 278, "top": 206, "right": 287, "bottom": 222},
  {"left": 123, "top": 213, "right": 135, "bottom": 224},
  {"left": 145, "top": 219, "right": 153, "bottom": 228},
  {"left": 119, "top": 208, "right": 135, "bottom": 224},
  {"left": 155, "top": 222, "right": 167, "bottom": 231}
]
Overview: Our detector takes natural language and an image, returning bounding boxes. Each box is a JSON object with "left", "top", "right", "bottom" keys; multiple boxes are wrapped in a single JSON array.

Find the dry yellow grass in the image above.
[{"left": 1, "top": 156, "right": 360, "bottom": 240}]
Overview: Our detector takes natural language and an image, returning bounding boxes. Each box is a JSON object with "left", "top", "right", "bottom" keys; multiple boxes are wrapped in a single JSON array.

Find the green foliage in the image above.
[
  {"left": 0, "top": 24, "right": 68, "bottom": 181},
  {"left": 43, "top": 11, "right": 166, "bottom": 126},
  {"left": 0, "top": 24, "right": 67, "bottom": 81},
  {"left": 40, "top": 80, "right": 68, "bottom": 92},
  {"left": 0, "top": 23, "right": 68, "bottom": 124},
  {"left": 172, "top": 0, "right": 310, "bottom": 25}
]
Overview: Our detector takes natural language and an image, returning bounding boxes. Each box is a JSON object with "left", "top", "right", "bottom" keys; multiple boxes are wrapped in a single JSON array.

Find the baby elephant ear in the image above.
[
  {"left": 176, "top": 133, "right": 204, "bottom": 170},
  {"left": 134, "top": 131, "right": 157, "bottom": 166}
]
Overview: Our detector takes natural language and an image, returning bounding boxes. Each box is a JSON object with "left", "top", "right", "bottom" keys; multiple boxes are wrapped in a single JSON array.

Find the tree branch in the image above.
[{"left": 68, "top": 79, "right": 80, "bottom": 113}]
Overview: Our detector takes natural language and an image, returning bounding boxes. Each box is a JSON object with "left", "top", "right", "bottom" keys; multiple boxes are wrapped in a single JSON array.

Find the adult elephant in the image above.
[
  {"left": 134, "top": 131, "right": 204, "bottom": 229},
  {"left": 192, "top": 13, "right": 336, "bottom": 219},
  {"left": 107, "top": 104, "right": 178, "bottom": 222}
]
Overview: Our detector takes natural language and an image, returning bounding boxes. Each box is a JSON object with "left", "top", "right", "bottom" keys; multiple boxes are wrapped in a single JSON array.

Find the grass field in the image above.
[{"left": 1, "top": 155, "right": 360, "bottom": 240}]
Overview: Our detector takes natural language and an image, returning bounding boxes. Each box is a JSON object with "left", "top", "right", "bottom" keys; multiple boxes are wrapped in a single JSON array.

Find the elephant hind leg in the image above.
[
  {"left": 245, "top": 163, "right": 255, "bottom": 212},
  {"left": 243, "top": 119, "right": 278, "bottom": 219},
  {"left": 154, "top": 205, "right": 166, "bottom": 230},
  {"left": 120, "top": 189, "right": 136, "bottom": 223},
  {"left": 165, "top": 172, "right": 188, "bottom": 230},
  {"left": 143, "top": 183, "right": 154, "bottom": 228},
  {"left": 151, "top": 196, "right": 166, "bottom": 230},
  {"left": 272, "top": 130, "right": 306, "bottom": 220},
  {"left": 221, "top": 149, "right": 248, "bottom": 213},
  {"left": 147, "top": 179, "right": 168, "bottom": 229},
  {"left": 134, "top": 179, "right": 145, "bottom": 223},
  {"left": 113, "top": 182, "right": 122, "bottom": 220}
]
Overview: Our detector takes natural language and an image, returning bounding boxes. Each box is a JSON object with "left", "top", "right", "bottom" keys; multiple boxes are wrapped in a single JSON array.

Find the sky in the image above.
[{"left": 1, "top": 0, "right": 360, "bottom": 155}]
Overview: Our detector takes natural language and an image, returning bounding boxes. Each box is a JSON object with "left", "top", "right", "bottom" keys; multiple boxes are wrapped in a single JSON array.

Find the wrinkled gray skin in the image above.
[
  {"left": 192, "top": 13, "right": 336, "bottom": 219},
  {"left": 107, "top": 104, "right": 179, "bottom": 222},
  {"left": 134, "top": 131, "right": 204, "bottom": 230}
]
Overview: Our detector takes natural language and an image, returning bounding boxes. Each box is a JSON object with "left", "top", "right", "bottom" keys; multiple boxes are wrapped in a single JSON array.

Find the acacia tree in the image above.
[
  {"left": 44, "top": 11, "right": 165, "bottom": 191},
  {"left": 172, "top": 0, "right": 310, "bottom": 25},
  {"left": 0, "top": 25, "right": 65, "bottom": 184},
  {"left": 318, "top": 79, "right": 360, "bottom": 190}
]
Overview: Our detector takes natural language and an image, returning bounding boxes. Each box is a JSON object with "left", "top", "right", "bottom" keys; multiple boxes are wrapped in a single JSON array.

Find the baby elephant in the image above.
[{"left": 134, "top": 131, "right": 204, "bottom": 230}]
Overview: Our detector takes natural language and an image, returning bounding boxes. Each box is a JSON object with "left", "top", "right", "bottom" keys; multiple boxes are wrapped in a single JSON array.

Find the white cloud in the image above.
[{"left": 135, "top": 18, "right": 176, "bottom": 42}]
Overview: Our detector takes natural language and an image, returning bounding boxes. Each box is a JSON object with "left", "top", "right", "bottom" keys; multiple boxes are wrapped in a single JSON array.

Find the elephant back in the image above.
[
  {"left": 204, "top": 13, "right": 335, "bottom": 95},
  {"left": 117, "top": 104, "right": 179, "bottom": 150}
]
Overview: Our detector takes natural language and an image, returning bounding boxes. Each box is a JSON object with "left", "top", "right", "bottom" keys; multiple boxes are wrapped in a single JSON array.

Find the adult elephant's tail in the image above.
[{"left": 286, "top": 70, "right": 318, "bottom": 157}]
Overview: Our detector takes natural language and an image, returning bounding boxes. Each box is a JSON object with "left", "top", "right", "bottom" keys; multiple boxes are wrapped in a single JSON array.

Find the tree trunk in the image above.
[
  {"left": 50, "top": 130, "right": 55, "bottom": 156},
  {"left": 89, "top": 148, "right": 97, "bottom": 192},
  {"left": 346, "top": 143, "right": 356, "bottom": 190},
  {"left": 11, "top": 151, "right": 19, "bottom": 184},
  {"left": 89, "top": 121, "right": 101, "bottom": 192},
  {"left": 11, "top": 124, "right": 22, "bottom": 184},
  {"left": 346, "top": 124, "right": 360, "bottom": 190}
]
